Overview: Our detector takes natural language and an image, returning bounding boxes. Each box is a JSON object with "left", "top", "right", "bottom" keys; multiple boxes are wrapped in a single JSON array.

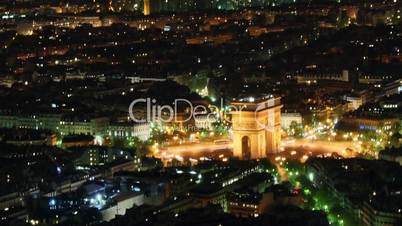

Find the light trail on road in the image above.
[{"left": 153, "top": 138, "right": 358, "bottom": 164}]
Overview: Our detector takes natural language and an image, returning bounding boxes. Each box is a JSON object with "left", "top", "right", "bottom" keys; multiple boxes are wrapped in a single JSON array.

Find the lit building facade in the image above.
[
  {"left": 107, "top": 122, "right": 151, "bottom": 141},
  {"left": 361, "top": 199, "right": 402, "bottom": 226},
  {"left": 144, "top": 0, "right": 150, "bottom": 15},
  {"left": 228, "top": 192, "right": 272, "bottom": 218},
  {"left": 281, "top": 112, "right": 302, "bottom": 130},
  {"left": 0, "top": 114, "right": 62, "bottom": 131}
]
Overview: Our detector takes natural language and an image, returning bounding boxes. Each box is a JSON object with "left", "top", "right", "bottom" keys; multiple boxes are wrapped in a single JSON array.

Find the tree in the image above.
[
  {"left": 389, "top": 132, "right": 401, "bottom": 148},
  {"left": 289, "top": 121, "right": 303, "bottom": 137},
  {"left": 337, "top": 10, "right": 350, "bottom": 28},
  {"left": 212, "top": 120, "right": 229, "bottom": 136},
  {"left": 130, "top": 136, "right": 149, "bottom": 157},
  {"left": 150, "top": 127, "right": 168, "bottom": 144},
  {"left": 110, "top": 137, "right": 129, "bottom": 148}
]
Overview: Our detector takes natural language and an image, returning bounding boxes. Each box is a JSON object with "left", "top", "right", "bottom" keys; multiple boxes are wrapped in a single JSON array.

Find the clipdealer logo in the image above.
[
  {"left": 128, "top": 98, "right": 274, "bottom": 131},
  {"left": 128, "top": 98, "right": 219, "bottom": 123}
]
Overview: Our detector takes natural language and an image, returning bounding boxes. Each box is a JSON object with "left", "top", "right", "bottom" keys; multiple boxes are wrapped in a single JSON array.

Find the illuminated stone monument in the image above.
[{"left": 231, "top": 97, "right": 282, "bottom": 159}]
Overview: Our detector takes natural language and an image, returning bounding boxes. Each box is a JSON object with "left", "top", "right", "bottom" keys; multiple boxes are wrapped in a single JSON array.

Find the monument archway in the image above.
[{"left": 231, "top": 97, "right": 282, "bottom": 159}]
